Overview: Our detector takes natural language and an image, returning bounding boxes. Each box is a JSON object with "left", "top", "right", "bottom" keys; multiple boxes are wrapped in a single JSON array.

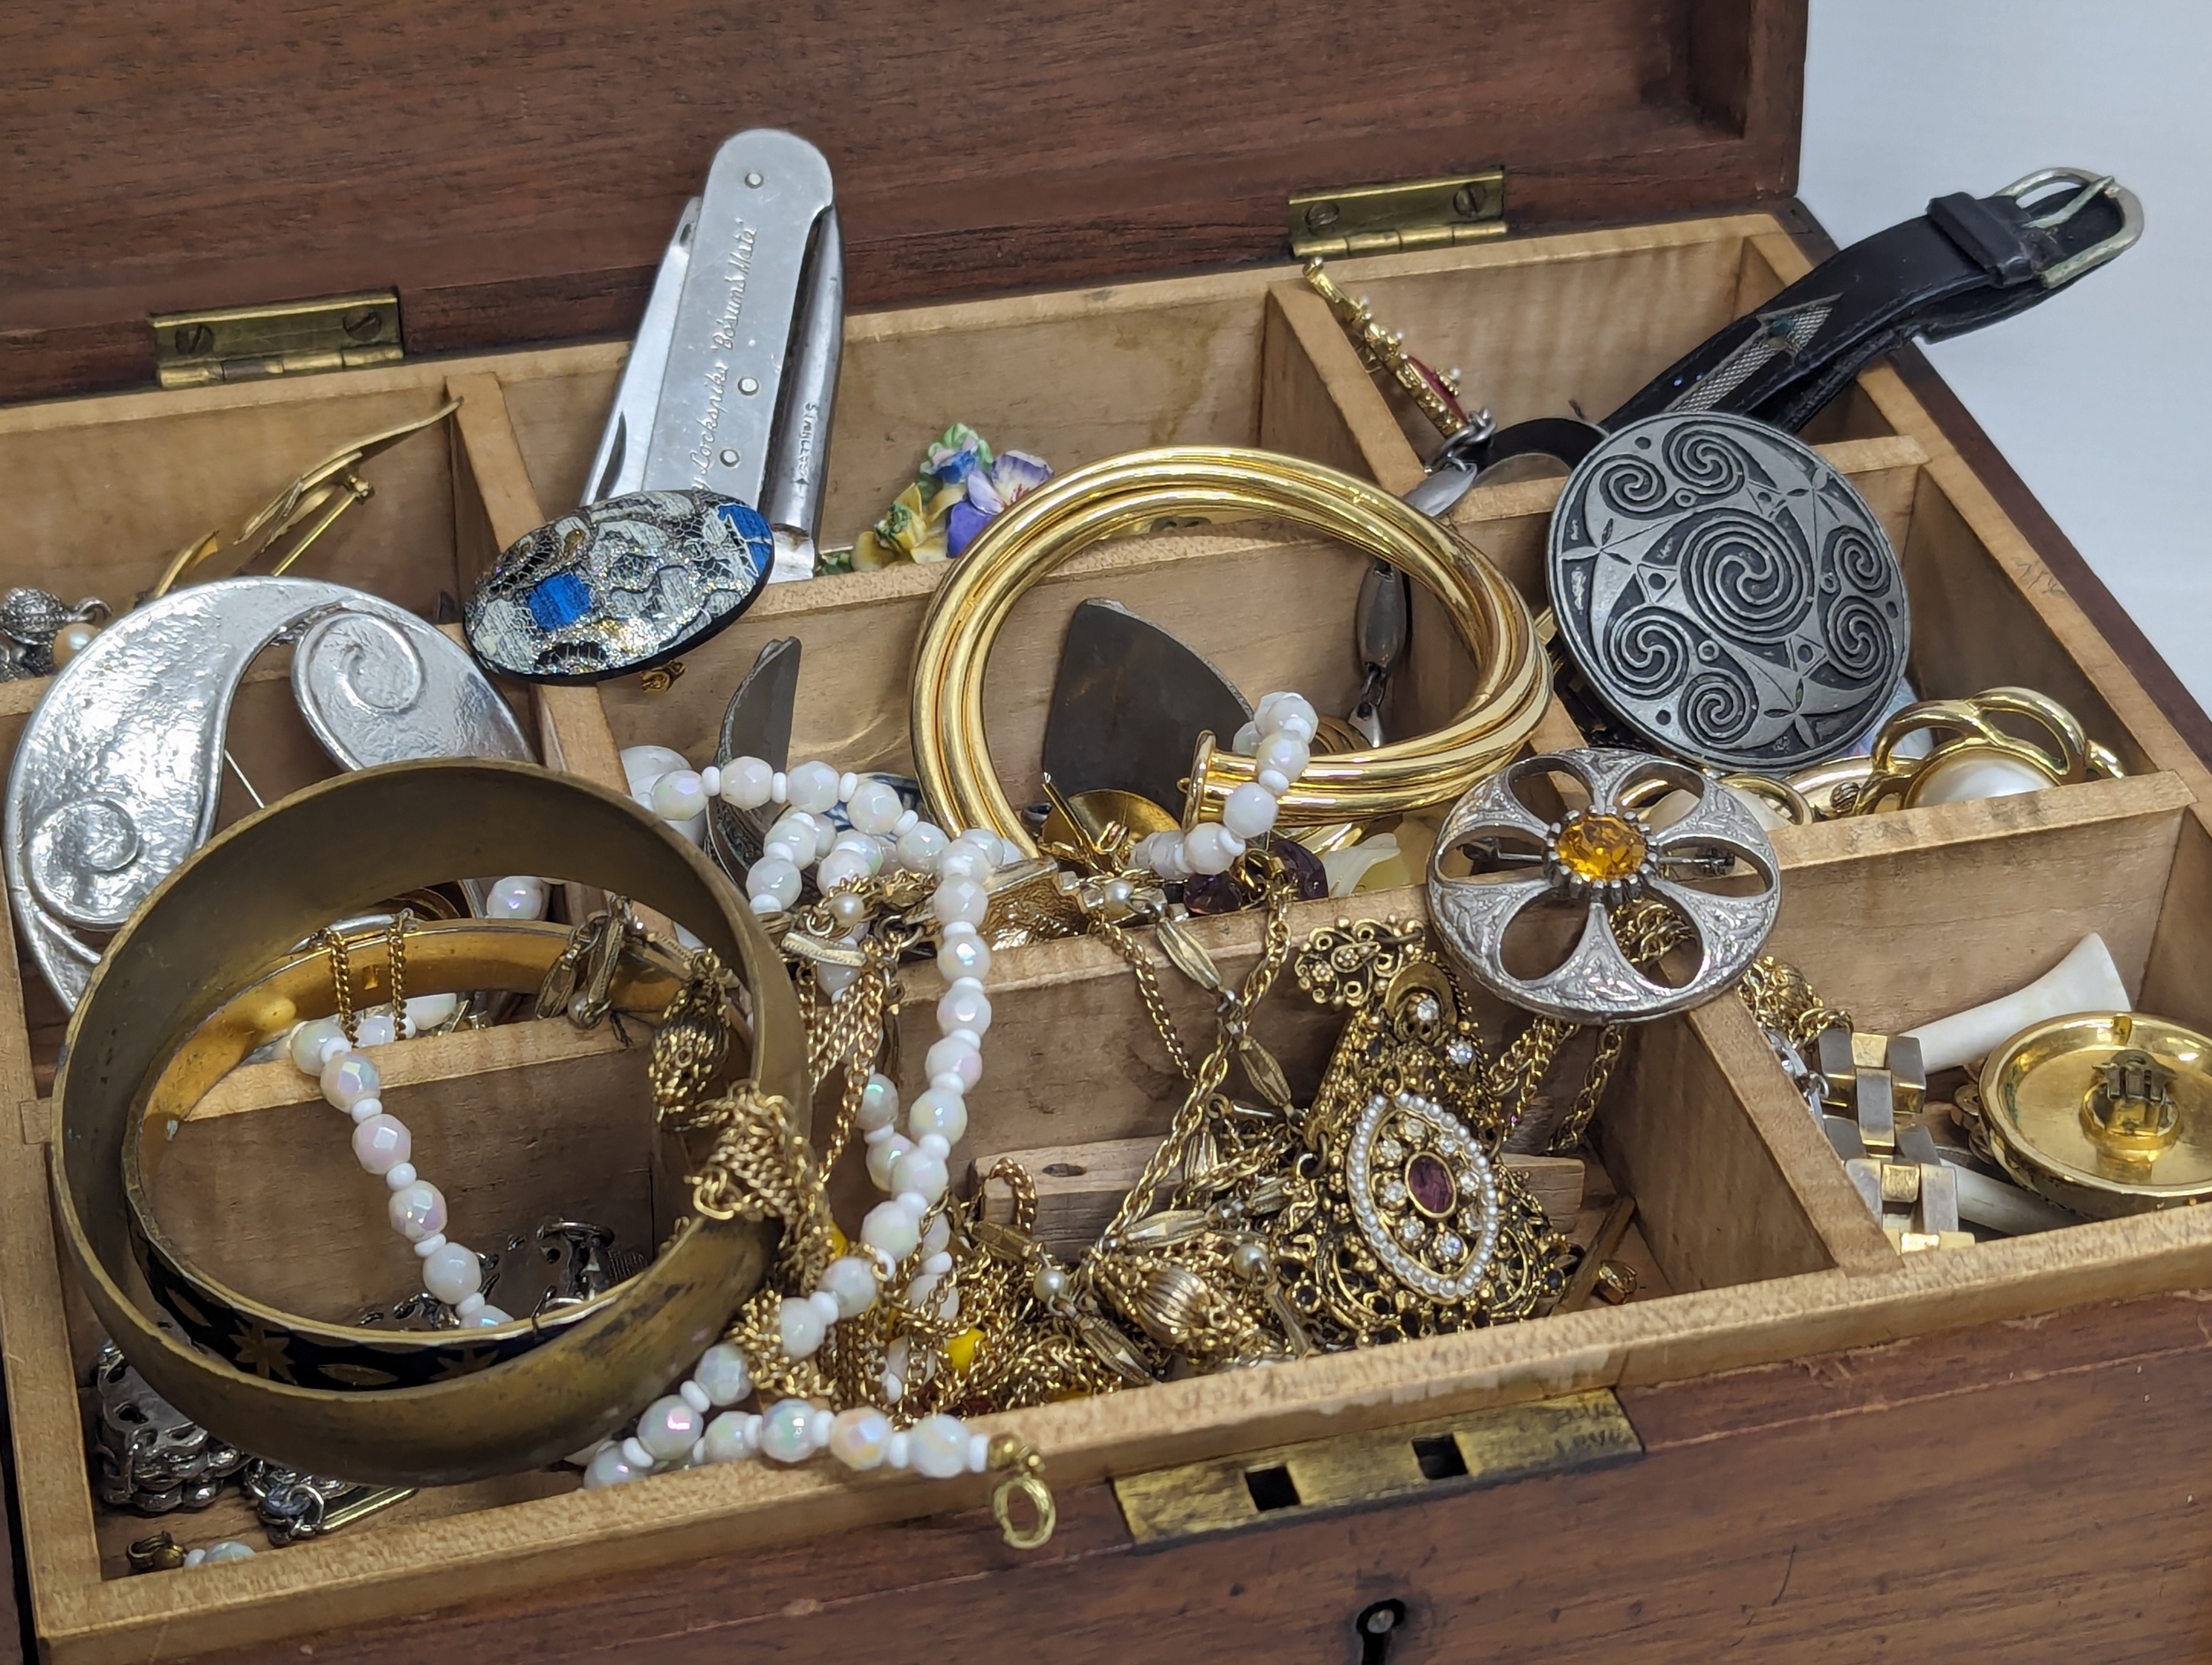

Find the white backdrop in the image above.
[{"left": 1800, "top": 0, "right": 2209, "bottom": 709}]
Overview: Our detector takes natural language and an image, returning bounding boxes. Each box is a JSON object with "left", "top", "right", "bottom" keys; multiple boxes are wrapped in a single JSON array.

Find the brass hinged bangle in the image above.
[
  {"left": 54, "top": 759, "right": 807, "bottom": 1488},
  {"left": 909, "top": 447, "right": 1549, "bottom": 852}
]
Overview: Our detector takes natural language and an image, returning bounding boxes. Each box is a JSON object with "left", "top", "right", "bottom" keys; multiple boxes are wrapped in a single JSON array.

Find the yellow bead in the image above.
[
  {"left": 827, "top": 1224, "right": 849, "bottom": 1258},
  {"left": 945, "top": 1327, "right": 985, "bottom": 1373},
  {"left": 238, "top": 994, "right": 297, "bottom": 1041},
  {"left": 1555, "top": 812, "right": 1646, "bottom": 881}
]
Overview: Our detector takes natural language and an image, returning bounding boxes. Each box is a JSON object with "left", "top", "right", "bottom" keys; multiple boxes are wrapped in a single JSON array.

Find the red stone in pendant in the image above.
[{"left": 1404, "top": 1152, "right": 1457, "bottom": 1218}]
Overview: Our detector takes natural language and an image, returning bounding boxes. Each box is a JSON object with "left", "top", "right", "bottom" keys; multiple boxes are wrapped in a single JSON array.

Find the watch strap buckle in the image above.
[{"left": 1996, "top": 166, "right": 2145, "bottom": 288}]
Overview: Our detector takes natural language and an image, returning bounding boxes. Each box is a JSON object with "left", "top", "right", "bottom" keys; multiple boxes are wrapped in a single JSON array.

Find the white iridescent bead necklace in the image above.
[
  {"left": 582, "top": 753, "right": 1010, "bottom": 1490},
  {"left": 585, "top": 702, "right": 1320, "bottom": 1491},
  {"left": 1133, "top": 691, "right": 1320, "bottom": 880},
  {"left": 284, "top": 922, "right": 512, "bottom": 1330}
]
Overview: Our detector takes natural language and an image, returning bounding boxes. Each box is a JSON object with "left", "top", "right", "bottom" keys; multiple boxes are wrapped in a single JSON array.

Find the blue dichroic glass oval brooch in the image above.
[{"left": 464, "top": 490, "right": 773, "bottom": 683}]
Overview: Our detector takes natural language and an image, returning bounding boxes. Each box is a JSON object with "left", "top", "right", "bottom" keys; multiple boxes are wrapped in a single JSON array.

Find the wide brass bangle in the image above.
[
  {"left": 123, "top": 919, "right": 699, "bottom": 1400},
  {"left": 54, "top": 759, "right": 807, "bottom": 1487},
  {"left": 910, "top": 447, "right": 1549, "bottom": 851}
]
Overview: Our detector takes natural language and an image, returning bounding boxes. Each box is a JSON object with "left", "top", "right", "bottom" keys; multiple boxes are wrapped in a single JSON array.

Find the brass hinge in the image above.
[
  {"left": 1288, "top": 169, "right": 1507, "bottom": 259},
  {"left": 150, "top": 291, "right": 403, "bottom": 390},
  {"left": 1110, "top": 1387, "right": 1640, "bottom": 1546}
]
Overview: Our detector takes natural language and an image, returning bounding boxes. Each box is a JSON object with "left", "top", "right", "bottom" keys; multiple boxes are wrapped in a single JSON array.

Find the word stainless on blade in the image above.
[
  {"left": 1041, "top": 600, "right": 1251, "bottom": 817},
  {"left": 644, "top": 129, "right": 838, "bottom": 584},
  {"left": 757, "top": 205, "right": 842, "bottom": 579},
  {"left": 4, "top": 577, "right": 527, "bottom": 1009},
  {"left": 586, "top": 196, "right": 701, "bottom": 505}
]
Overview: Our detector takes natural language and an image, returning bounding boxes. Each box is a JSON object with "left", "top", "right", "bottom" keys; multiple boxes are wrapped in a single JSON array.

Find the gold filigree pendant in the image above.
[{"left": 1260, "top": 920, "right": 1566, "bottom": 1348}]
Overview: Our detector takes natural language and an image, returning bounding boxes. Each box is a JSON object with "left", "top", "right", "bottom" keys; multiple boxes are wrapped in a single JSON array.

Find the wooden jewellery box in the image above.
[{"left": 5, "top": 4, "right": 2212, "bottom": 1661}]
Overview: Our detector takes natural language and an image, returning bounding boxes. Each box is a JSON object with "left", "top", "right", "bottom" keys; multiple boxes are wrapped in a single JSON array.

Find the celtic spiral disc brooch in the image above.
[{"left": 1547, "top": 412, "right": 1909, "bottom": 771}]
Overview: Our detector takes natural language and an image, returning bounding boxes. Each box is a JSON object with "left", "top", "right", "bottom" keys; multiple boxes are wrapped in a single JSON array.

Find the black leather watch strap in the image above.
[
  {"left": 1607, "top": 170, "right": 2139, "bottom": 434},
  {"left": 1421, "top": 169, "right": 2141, "bottom": 496}
]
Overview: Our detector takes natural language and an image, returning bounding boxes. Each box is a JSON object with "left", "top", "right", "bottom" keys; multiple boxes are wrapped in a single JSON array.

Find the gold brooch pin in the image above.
[
  {"left": 1303, "top": 257, "right": 1490, "bottom": 447},
  {"left": 146, "top": 399, "right": 462, "bottom": 602}
]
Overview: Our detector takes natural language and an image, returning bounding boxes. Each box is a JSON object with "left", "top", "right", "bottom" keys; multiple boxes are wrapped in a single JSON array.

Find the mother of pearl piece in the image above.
[{"left": 1909, "top": 751, "right": 2051, "bottom": 807}]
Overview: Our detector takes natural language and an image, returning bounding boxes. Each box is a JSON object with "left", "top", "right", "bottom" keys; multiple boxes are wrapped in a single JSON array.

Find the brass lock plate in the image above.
[{"left": 1112, "top": 1387, "right": 1640, "bottom": 1546}]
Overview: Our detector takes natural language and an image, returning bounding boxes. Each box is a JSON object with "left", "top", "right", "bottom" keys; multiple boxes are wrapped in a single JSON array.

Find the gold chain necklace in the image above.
[{"left": 703, "top": 839, "right": 1847, "bottom": 1426}]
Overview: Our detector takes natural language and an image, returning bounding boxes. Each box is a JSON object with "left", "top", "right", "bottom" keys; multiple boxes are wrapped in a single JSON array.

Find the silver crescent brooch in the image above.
[{"left": 4, "top": 576, "right": 529, "bottom": 1008}]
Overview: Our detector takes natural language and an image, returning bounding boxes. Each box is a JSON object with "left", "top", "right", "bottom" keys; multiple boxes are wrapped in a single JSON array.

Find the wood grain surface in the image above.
[
  {"left": 165, "top": 1288, "right": 2212, "bottom": 1665},
  {"left": 0, "top": 0, "right": 1807, "bottom": 400},
  {"left": 0, "top": 1379, "right": 26, "bottom": 1665}
]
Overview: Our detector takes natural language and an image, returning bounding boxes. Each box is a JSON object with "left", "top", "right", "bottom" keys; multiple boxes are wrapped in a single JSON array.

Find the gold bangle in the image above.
[
  {"left": 909, "top": 447, "right": 1549, "bottom": 852},
  {"left": 55, "top": 759, "right": 807, "bottom": 1487}
]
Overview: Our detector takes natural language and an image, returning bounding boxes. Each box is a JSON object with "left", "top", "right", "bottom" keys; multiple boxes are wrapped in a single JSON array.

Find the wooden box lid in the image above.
[{"left": 0, "top": 0, "right": 1805, "bottom": 403}]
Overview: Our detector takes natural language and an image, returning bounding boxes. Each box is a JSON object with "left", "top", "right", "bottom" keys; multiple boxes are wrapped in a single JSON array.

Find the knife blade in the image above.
[
  {"left": 717, "top": 636, "right": 802, "bottom": 771},
  {"left": 583, "top": 196, "right": 700, "bottom": 504},
  {"left": 706, "top": 636, "right": 924, "bottom": 879},
  {"left": 709, "top": 637, "right": 802, "bottom": 878},
  {"left": 1041, "top": 600, "right": 1251, "bottom": 817}
]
